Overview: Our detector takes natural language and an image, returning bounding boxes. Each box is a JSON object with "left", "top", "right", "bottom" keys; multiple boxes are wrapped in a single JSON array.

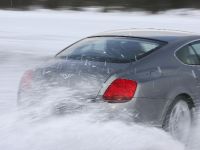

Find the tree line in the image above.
[{"left": 1, "top": 0, "right": 200, "bottom": 12}]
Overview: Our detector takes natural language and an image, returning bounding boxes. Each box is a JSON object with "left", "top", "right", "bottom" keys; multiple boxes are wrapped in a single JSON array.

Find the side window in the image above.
[
  {"left": 191, "top": 42, "right": 200, "bottom": 56},
  {"left": 176, "top": 45, "right": 200, "bottom": 65}
]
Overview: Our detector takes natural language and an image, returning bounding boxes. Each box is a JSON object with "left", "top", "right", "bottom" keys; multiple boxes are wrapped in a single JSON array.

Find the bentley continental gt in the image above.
[{"left": 18, "top": 29, "right": 200, "bottom": 142}]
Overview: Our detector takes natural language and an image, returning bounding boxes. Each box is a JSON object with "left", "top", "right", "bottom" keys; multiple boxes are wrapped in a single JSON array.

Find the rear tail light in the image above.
[
  {"left": 103, "top": 78, "right": 137, "bottom": 103},
  {"left": 20, "top": 70, "right": 33, "bottom": 89}
]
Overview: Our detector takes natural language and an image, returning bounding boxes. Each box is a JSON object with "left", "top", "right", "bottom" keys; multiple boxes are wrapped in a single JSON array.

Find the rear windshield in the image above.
[{"left": 56, "top": 37, "right": 164, "bottom": 63}]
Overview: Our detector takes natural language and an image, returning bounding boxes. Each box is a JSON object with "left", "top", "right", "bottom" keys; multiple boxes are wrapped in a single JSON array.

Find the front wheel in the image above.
[{"left": 163, "top": 98, "right": 193, "bottom": 143}]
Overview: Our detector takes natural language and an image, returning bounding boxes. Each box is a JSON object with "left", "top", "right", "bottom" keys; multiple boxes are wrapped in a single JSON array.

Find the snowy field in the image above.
[{"left": 1, "top": 9, "right": 200, "bottom": 150}]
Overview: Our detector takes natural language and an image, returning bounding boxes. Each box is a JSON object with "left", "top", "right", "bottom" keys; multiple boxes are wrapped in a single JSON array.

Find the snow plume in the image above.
[
  {"left": 2, "top": 9, "right": 200, "bottom": 150},
  {"left": 0, "top": 107, "right": 184, "bottom": 150}
]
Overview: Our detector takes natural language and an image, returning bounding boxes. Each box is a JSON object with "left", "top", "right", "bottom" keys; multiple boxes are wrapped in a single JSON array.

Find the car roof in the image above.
[{"left": 92, "top": 29, "right": 200, "bottom": 42}]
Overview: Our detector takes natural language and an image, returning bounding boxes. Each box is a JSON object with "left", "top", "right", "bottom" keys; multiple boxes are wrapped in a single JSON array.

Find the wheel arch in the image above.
[
  {"left": 174, "top": 93, "right": 195, "bottom": 109},
  {"left": 161, "top": 92, "right": 195, "bottom": 127}
]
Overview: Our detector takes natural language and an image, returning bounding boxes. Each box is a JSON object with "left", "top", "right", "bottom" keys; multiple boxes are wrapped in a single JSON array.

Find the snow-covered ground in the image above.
[{"left": 1, "top": 9, "right": 200, "bottom": 150}]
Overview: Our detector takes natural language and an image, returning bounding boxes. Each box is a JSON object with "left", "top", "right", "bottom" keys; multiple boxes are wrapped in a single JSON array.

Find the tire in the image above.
[{"left": 163, "top": 97, "right": 193, "bottom": 143}]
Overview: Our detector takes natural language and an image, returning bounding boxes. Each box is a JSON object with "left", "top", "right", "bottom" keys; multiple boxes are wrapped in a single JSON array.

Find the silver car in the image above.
[{"left": 18, "top": 29, "right": 200, "bottom": 142}]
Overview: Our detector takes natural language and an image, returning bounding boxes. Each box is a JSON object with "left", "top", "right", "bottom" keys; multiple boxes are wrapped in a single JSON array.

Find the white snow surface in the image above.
[{"left": 1, "top": 9, "right": 200, "bottom": 150}]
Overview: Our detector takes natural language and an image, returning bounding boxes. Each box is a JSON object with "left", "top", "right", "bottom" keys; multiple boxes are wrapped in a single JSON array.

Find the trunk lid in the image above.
[{"left": 34, "top": 59, "right": 131, "bottom": 100}]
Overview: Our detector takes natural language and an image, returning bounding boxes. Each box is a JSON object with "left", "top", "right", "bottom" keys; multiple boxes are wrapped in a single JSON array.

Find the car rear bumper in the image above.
[{"left": 18, "top": 86, "right": 166, "bottom": 128}]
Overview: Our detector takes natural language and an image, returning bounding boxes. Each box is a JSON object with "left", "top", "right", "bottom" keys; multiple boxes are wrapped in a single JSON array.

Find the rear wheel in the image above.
[{"left": 163, "top": 98, "right": 193, "bottom": 143}]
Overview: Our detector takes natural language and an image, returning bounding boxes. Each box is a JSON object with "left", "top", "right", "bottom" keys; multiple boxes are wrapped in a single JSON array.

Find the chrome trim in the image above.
[
  {"left": 98, "top": 75, "right": 118, "bottom": 96},
  {"left": 174, "top": 39, "right": 200, "bottom": 66}
]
